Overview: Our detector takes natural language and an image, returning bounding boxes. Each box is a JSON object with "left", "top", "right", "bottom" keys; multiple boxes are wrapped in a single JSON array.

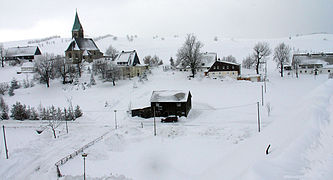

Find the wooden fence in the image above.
[{"left": 55, "top": 131, "right": 110, "bottom": 177}]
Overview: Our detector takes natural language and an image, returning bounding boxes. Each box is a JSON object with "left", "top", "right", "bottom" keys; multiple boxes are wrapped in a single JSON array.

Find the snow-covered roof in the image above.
[
  {"left": 299, "top": 59, "right": 328, "bottom": 65},
  {"left": 150, "top": 90, "right": 190, "bottom": 103},
  {"left": 5, "top": 46, "right": 41, "bottom": 57},
  {"left": 216, "top": 60, "right": 241, "bottom": 66},
  {"left": 66, "top": 38, "right": 99, "bottom": 51},
  {"left": 114, "top": 50, "right": 139, "bottom": 66},
  {"left": 201, "top": 52, "right": 217, "bottom": 67}
]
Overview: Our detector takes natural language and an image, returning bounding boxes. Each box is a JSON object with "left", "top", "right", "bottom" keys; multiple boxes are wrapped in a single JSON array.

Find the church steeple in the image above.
[{"left": 72, "top": 10, "right": 84, "bottom": 39}]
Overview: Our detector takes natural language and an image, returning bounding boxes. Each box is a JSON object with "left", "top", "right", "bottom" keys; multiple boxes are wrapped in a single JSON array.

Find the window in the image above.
[
  {"left": 305, "top": 70, "right": 307, "bottom": 73},
  {"left": 176, "top": 103, "right": 181, "bottom": 107},
  {"left": 227, "top": 66, "right": 229, "bottom": 69},
  {"left": 222, "top": 66, "right": 225, "bottom": 70},
  {"left": 300, "top": 71, "right": 302, "bottom": 73},
  {"left": 217, "top": 66, "right": 219, "bottom": 70},
  {"left": 232, "top": 66, "right": 234, "bottom": 70}
]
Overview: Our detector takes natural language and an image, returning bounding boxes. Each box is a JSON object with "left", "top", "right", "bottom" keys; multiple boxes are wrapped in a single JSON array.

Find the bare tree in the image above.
[
  {"left": 0, "top": 43, "right": 4, "bottom": 67},
  {"left": 252, "top": 42, "right": 271, "bottom": 74},
  {"left": 242, "top": 55, "right": 255, "bottom": 69},
  {"left": 105, "top": 45, "right": 119, "bottom": 60},
  {"left": 222, "top": 55, "right": 237, "bottom": 63},
  {"left": 92, "top": 59, "right": 108, "bottom": 79},
  {"left": 176, "top": 34, "right": 203, "bottom": 77},
  {"left": 93, "top": 59, "right": 120, "bottom": 85},
  {"left": 105, "top": 64, "right": 121, "bottom": 86},
  {"left": 35, "top": 54, "right": 56, "bottom": 88},
  {"left": 273, "top": 43, "right": 291, "bottom": 77},
  {"left": 54, "top": 57, "right": 76, "bottom": 84}
]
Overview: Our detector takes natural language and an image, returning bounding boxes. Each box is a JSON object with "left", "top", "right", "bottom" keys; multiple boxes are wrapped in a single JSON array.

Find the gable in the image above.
[{"left": 208, "top": 61, "right": 240, "bottom": 72}]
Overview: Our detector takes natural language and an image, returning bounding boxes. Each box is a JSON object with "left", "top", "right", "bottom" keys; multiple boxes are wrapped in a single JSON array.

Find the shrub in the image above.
[{"left": 11, "top": 102, "right": 29, "bottom": 120}]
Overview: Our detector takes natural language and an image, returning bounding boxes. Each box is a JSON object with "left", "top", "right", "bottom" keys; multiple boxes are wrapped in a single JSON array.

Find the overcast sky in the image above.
[{"left": 0, "top": 0, "right": 332, "bottom": 42}]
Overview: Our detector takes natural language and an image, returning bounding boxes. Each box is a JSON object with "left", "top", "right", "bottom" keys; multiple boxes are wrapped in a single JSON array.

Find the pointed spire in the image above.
[{"left": 72, "top": 10, "right": 82, "bottom": 31}]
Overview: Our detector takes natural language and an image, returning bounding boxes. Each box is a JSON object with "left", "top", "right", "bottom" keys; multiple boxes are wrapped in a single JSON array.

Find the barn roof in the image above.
[
  {"left": 114, "top": 50, "right": 139, "bottom": 66},
  {"left": 150, "top": 90, "right": 190, "bottom": 103},
  {"left": 5, "top": 46, "right": 41, "bottom": 57}
]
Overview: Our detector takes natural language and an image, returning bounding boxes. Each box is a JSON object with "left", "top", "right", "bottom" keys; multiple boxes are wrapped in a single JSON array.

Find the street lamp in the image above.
[{"left": 82, "top": 153, "right": 88, "bottom": 180}]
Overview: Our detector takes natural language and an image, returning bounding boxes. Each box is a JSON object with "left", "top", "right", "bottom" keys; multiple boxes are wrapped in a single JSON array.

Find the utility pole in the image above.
[
  {"left": 114, "top": 110, "right": 117, "bottom": 129},
  {"left": 261, "top": 85, "right": 264, "bottom": 106},
  {"left": 2, "top": 125, "right": 9, "bottom": 159},
  {"left": 153, "top": 106, "right": 156, "bottom": 136},
  {"left": 257, "top": 102, "right": 261, "bottom": 132}
]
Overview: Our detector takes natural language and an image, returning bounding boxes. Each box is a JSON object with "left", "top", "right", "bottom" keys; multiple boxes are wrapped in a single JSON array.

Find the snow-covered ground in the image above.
[{"left": 0, "top": 34, "right": 333, "bottom": 179}]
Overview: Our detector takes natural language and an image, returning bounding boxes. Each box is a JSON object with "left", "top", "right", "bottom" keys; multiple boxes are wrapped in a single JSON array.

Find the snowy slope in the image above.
[{"left": 0, "top": 34, "right": 333, "bottom": 180}]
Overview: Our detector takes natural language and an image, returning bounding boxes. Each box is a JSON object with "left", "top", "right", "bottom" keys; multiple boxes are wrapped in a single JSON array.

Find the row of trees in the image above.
[
  {"left": 174, "top": 34, "right": 292, "bottom": 78},
  {"left": 0, "top": 97, "right": 82, "bottom": 121},
  {"left": 242, "top": 42, "right": 291, "bottom": 77}
]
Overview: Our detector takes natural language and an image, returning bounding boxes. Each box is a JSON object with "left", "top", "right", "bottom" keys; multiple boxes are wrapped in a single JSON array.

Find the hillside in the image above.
[{"left": 0, "top": 34, "right": 333, "bottom": 180}]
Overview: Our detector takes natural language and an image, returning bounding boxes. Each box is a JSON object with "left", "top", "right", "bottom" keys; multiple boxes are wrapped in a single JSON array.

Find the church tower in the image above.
[{"left": 72, "top": 11, "right": 84, "bottom": 39}]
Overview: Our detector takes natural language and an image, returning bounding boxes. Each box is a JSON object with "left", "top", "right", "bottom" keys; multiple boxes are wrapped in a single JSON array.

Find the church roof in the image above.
[
  {"left": 66, "top": 38, "right": 100, "bottom": 52},
  {"left": 72, "top": 11, "right": 83, "bottom": 31}
]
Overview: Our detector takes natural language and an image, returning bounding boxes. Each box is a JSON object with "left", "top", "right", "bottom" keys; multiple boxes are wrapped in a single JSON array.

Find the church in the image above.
[{"left": 65, "top": 11, "right": 103, "bottom": 63}]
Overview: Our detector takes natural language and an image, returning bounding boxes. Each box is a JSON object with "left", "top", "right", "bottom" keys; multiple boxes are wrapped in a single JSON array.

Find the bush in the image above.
[
  {"left": 0, "top": 83, "right": 9, "bottom": 95},
  {"left": 74, "top": 105, "right": 83, "bottom": 119},
  {"left": 11, "top": 102, "right": 29, "bottom": 120},
  {"left": 0, "top": 97, "right": 9, "bottom": 120}
]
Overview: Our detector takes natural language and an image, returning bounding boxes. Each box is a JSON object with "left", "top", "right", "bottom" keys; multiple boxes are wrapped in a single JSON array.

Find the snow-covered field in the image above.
[{"left": 0, "top": 34, "right": 333, "bottom": 179}]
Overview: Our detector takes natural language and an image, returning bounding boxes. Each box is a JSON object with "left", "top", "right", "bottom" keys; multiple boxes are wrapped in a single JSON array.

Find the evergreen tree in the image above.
[
  {"left": 0, "top": 97, "right": 9, "bottom": 120},
  {"left": 29, "top": 107, "right": 39, "bottom": 120},
  {"left": 8, "top": 84, "right": 15, "bottom": 96},
  {"left": 10, "top": 102, "right": 28, "bottom": 120},
  {"left": 74, "top": 105, "right": 83, "bottom": 119},
  {"left": 10, "top": 78, "right": 20, "bottom": 89},
  {"left": 170, "top": 57, "right": 175, "bottom": 67}
]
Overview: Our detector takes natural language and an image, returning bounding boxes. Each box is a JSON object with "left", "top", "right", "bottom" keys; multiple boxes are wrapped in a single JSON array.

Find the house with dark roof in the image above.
[
  {"left": 205, "top": 60, "right": 241, "bottom": 79},
  {"left": 131, "top": 90, "right": 192, "bottom": 118},
  {"left": 151, "top": 90, "right": 192, "bottom": 117},
  {"left": 65, "top": 11, "right": 103, "bottom": 63},
  {"left": 4, "top": 46, "right": 41, "bottom": 62},
  {"left": 113, "top": 50, "right": 148, "bottom": 78}
]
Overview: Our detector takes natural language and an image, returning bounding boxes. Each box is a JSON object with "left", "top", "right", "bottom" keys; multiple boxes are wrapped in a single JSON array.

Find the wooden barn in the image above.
[
  {"left": 4, "top": 46, "right": 41, "bottom": 62},
  {"left": 150, "top": 90, "right": 192, "bottom": 117}
]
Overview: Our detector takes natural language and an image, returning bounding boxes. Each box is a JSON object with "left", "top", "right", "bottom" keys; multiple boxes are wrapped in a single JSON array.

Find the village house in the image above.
[
  {"left": 131, "top": 90, "right": 192, "bottom": 118},
  {"left": 150, "top": 90, "right": 192, "bottom": 117},
  {"left": 205, "top": 60, "right": 241, "bottom": 79},
  {"left": 292, "top": 53, "right": 333, "bottom": 75},
  {"left": 114, "top": 50, "right": 148, "bottom": 78},
  {"left": 4, "top": 46, "right": 42, "bottom": 62},
  {"left": 65, "top": 11, "right": 103, "bottom": 63}
]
